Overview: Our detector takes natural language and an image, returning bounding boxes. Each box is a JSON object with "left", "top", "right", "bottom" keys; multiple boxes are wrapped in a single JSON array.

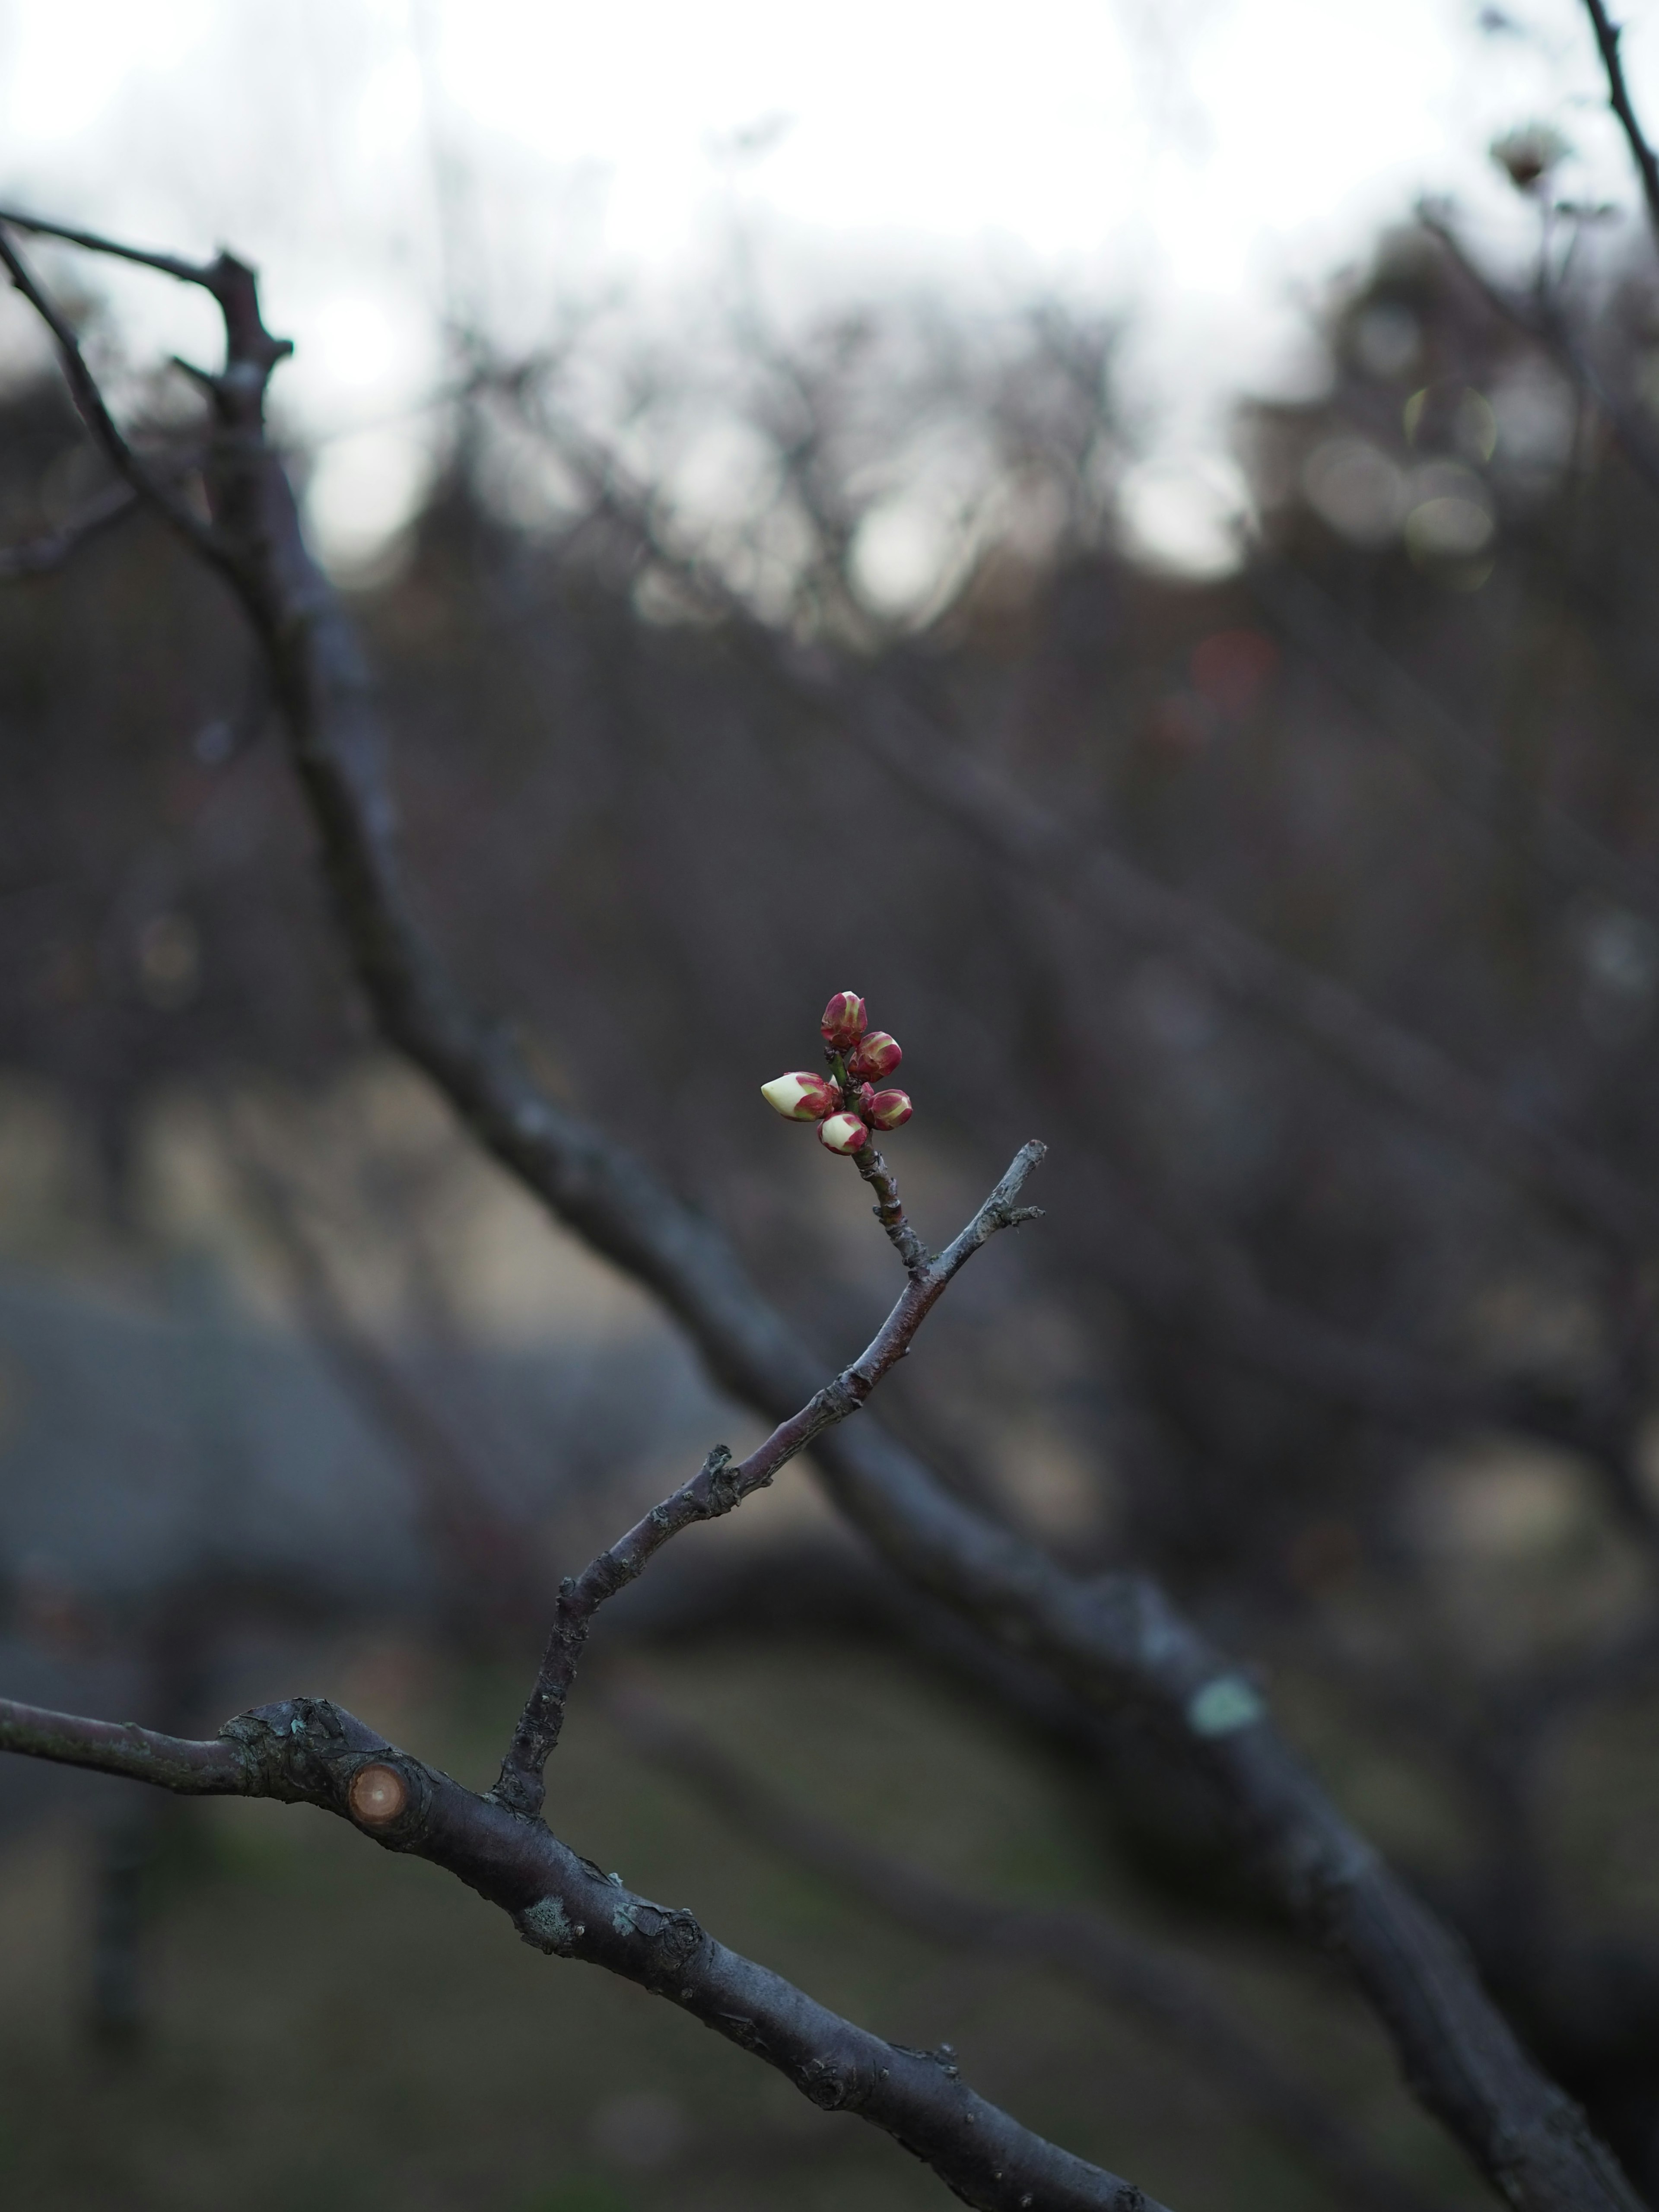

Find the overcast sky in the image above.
[{"left": 0, "top": 0, "right": 1654, "bottom": 570}]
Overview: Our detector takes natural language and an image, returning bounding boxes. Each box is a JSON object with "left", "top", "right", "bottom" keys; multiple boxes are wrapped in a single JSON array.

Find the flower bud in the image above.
[
  {"left": 818, "top": 1112, "right": 870, "bottom": 1154},
  {"left": 868, "top": 1088, "right": 912, "bottom": 1130},
  {"left": 761, "top": 1071, "right": 838, "bottom": 1122},
  {"left": 848, "top": 1031, "right": 902, "bottom": 1081},
  {"left": 820, "top": 992, "right": 868, "bottom": 1051},
  {"left": 1490, "top": 124, "right": 1568, "bottom": 193}
]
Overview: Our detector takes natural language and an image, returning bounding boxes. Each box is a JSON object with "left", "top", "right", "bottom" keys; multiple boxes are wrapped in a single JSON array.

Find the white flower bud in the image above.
[
  {"left": 761, "top": 1071, "right": 837, "bottom": 1122},
  {"left": 818, "top": 1112, "right": 870, "bottom": 1154}
]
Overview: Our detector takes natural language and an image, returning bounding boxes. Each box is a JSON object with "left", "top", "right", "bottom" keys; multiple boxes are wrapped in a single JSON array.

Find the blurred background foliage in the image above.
[{"left": 3, "top": 187, "right": 1659, "bottom": 2209}]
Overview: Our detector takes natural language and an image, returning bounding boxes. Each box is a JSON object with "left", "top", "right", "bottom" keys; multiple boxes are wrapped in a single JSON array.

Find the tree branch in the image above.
[
  {"left": 610, "top": 1684, "right": 1457, "bottom": 2212},
  {"left": 1581, "top": 0, "right": 1659, "bottom": 248},
  {"left": 6, "top": 214, "right": 1645, "bottom": 2212},
  {"left": 855, "top": 1140, "right": 934, "bottom": 1274},
  {"left": 492, "top": 1143, "right": 1045, "bottom": 1819},
  {"left": 0, "top": 219, "right": 226, "bottom": 561},
  {"left": 0, "top": 1691, "right": 1161, "bottom": 2212}
]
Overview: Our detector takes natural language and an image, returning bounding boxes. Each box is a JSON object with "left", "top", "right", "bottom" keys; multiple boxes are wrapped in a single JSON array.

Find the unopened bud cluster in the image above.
[{"left": 761, "top": 992, "right": 914, "bottom": 1154}]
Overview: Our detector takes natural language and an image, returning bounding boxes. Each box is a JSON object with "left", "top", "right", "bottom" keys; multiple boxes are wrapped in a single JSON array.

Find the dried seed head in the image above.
[
  {"left": 848, "top": 1031, "right": 902, "bottom": 1080},
  {"left": 348, "top": 1761, "right": 409, "bottom": 1827},
  {"left": 1491, "top": 123, "right": 1569, "bottom": 192},
  {"left": 818, "top": 1112, "right": 870, "bottom": 1154},
  {"left": 868, "top": 1088, "right": 913, "bottom": 1130},
  {"left": 761, "top": 1071, "right": 838, "bottom": 1122},
  {"left": 820, "top": 992, "right": 868, "bottom": 1051}
]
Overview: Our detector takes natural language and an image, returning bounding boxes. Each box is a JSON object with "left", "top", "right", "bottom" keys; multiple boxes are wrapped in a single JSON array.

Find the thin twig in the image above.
[
  {"left": 1581, "top": 0, "right": 1659, "bottom": 248},
  {"left": 492, "top": 1142, "right": 1045, "bottom": 1818},
  {"left": 855, "top": 1142, "right": 932, "bottom": 1274},
  {"left": 0, "top": 222, "right": 224, "bottom": 562},
  {"left": 0, "top": 206, "right": 217, "bottom": 286}
]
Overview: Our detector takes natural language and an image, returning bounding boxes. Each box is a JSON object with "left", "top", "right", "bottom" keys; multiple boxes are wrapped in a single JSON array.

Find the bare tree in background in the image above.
[{"left": 6, "top": 6, "right": 1659, "bottom": 2209}]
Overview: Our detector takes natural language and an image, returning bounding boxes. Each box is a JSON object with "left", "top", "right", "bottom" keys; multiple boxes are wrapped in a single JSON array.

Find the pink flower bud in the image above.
[
  {"left": 761, "top": 1071, "right": 838, "bottom": 1122},
  {"left": 818, "top": 1112, "right": 869, "bottom": 1154},
  {"left": 848, "top": 1031, "right": 902, "bottom": 1081},
  {"left": 868, "top": 1088, "right": 913, "bottom": 1130},
  {"left": 820, "top": 992, "right": 868, "bottom": 1051}
]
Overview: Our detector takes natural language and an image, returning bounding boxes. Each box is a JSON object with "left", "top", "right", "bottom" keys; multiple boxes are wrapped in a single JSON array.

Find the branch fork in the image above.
[{"left": 491, "top": 1140, "right": 1047, "bottom": 1821}]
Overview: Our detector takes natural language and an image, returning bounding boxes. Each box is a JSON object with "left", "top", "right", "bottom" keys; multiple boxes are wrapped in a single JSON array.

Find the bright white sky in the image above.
[{"left": 0, "top": 0, "right": 1654, "bottom": 571}]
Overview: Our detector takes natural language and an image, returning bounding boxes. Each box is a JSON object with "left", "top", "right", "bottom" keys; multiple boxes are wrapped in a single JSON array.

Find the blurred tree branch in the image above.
[
  {"left": 1417, "top": 204, "right": 1659, "bottom": 506},
  {"left": 1582, "top": 0, "right": 1659, "bottom": 248},
  {"left": 609, "top": 1681, "right": 1457, "bottom": 2212}
]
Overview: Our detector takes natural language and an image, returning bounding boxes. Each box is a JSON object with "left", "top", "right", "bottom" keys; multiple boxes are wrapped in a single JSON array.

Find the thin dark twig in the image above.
[
  {"left": 0, "top": 1699, "right": 247, "bottom": 1791},
  {"left": 492, "top": 1142, "right": 1046, "bottom": 1818},
  {"left": 855, "top": 1142, "right": 932, "bottom": 1274},
  {"left": 0, "top": 206, "right": 217, "bottom": 286},
  {"left": 0, "top": 222, "right": 224, "bottom": 560},
  {"left": 610, "top": 1685, "right": 1456, "bottom": 2212},
  {"left": 1581, "top": 0, "right": 1659, "bottom": 247},
  {"left": 0, "top": 1691, "right": 1160, "bottom": 2212}
]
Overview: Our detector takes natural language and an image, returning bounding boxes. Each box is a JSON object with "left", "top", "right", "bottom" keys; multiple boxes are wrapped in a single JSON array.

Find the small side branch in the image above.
[
  {"left": 492, "top": 1141, "right": 1046, "bottom": 1819},
  {"left": 0, "top": 220, "right": 224, "bottom": 563},
  {"left": 0, "top": 1691, "right": 1161, "bottom": 2212},
  {"left": 0, "top": 1697, "right": 249, "bottom": 1792},
  {"left": 855, "top": 1142, "right": 932, "bottom": 1273},
  {"left": 1582, "top": 0, "right": 1659, "bottom": 247}
]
